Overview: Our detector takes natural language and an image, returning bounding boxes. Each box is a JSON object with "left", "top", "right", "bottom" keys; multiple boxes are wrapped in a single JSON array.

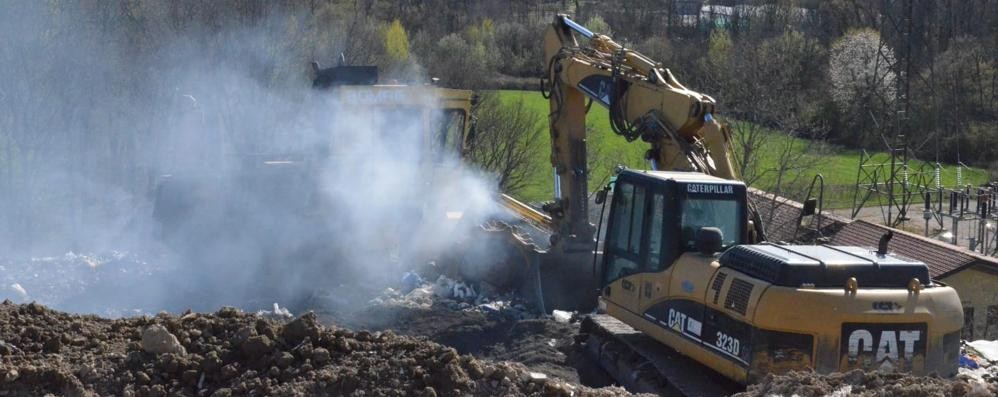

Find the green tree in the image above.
[
  {"left": 585, "top": 14, "right": 612, "bottom": 37},
  {"left": 384, "top": 19, "right": 410, "bottom": 63}
]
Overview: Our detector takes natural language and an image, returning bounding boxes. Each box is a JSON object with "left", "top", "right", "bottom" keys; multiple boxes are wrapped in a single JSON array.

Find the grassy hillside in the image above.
[{"left": 497, "top": 90, "right": 990, "bottom": 208}]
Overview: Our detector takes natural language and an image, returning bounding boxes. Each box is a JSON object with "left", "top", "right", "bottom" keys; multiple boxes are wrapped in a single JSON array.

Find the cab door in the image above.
[
  {"left": 601, "top": 180, "right": 649, "bottom": 313},
  {"left": 638, "top": 190, "right": 670, "bottom": 311}
]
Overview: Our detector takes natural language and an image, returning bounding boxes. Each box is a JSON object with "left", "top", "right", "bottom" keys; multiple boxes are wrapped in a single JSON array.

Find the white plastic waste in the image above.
[
  {"left": 432, "top": 275, "right": 455, "bottom": 297},
  {"left": 272, "top": 303, "right": 292, "bottom": 318},
  {"left": 255, "top": 303, "right": 292, "bottom": 319},
  {"left": 451, "top": 282, "right": 477, "bottom": 300},
  {"left": 552, "top": 310, "right": 572, "bottom": 323},
  {"left": 968, "top": 340, "right": 998, "bottom": 363}
]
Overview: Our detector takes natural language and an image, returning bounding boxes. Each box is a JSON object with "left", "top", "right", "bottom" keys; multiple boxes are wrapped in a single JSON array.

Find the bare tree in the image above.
[{"left": 466, "top": 92, "right": 543, "bottom": 194}]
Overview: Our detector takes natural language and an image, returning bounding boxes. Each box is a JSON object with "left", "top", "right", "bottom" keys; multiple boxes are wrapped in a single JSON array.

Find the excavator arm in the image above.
[{"left": 542, "top": 14, "right": 742, "bottom": 248}]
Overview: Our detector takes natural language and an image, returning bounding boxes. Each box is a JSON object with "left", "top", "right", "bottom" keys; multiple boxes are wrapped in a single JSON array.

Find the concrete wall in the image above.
[{"left": 941, "top": 265, "right": 998, "bottom": 340}]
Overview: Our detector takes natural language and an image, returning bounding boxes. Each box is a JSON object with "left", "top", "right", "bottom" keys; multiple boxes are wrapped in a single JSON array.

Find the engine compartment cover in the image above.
[{"left": 718, "top": 244, "right": 931, "bottom": 288}]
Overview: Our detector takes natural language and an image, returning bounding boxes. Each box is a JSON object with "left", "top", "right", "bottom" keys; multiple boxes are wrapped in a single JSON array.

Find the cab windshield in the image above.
[{"left": 679, "top": 198, "right": 741, "bottom": 250}]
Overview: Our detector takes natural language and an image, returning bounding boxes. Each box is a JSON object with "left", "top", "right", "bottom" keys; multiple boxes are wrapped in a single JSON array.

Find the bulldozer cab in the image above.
[{"left": 601, "top": 170, "right": 747, "bottom": 286}]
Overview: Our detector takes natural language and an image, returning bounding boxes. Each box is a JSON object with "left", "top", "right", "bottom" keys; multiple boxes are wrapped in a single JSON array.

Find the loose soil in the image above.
[
  {"left": 333, "top": 301, "right": 602, "bottom": 386},
  {"left": 737, "top": 369, "right": 997, "bottom": 397},
  {"left": 0, "top": 301, "right": 630, "bottom": 396}
]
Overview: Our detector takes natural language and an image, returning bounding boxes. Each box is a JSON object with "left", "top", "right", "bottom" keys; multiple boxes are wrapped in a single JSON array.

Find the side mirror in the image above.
[
  {"left": 802, "top": 198, "right": 817, "bottom": 216},
  {"left": 695, "top": 227, "right": 723, "bottom": 256},
  {"left": 595, "top": 187, "right": 609, "bottom": 204}
]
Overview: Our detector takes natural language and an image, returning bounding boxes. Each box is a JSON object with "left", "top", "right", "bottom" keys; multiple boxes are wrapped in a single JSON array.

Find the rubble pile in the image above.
[
  {"left": 367, "top": 275, "right": 536, "bottom": 322},
  {"left": 336, "top": 274, "right": 591, "bottom": 385},
  {"left": 738, "top": 368, "right": 997, "bottom": 397},
  {"left": 0, "top": 301, "right": 630, "bottom": 396}
]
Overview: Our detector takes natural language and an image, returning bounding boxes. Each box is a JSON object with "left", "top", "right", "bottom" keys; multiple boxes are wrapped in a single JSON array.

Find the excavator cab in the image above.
[{"left": 600, "top": 170, "right": 746, "bottom": 289}]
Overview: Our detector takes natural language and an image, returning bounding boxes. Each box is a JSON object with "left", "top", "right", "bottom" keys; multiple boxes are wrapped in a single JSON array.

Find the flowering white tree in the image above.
[{"left": 829, "top": 30, "right": 897, "bottom": 111}]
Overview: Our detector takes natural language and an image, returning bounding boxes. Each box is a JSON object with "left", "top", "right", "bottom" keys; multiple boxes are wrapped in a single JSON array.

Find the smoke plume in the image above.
[{"left": 0, "top": 2, "right": 499, "bottom": 316}]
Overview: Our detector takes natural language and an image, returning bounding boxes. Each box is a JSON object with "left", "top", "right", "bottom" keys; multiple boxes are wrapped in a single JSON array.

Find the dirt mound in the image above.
[
  {"left": 0, "top": 301, "right": 631, "bottom": 396},
  {"left": 737, "top": 369, "right": 997, "bottom": 397},
  {"left": 333, "top": 297, "right": 600, "bottom": 385}
]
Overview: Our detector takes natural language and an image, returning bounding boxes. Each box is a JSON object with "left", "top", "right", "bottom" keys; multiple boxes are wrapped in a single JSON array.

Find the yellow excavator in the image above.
[{"left": 509, "top": 14, "right": 964, "bottom": 394}]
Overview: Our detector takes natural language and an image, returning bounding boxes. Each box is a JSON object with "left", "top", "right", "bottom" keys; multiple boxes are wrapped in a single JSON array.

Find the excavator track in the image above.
[{"left": 580, "top": 314, "right": 743, "bottom": 396}]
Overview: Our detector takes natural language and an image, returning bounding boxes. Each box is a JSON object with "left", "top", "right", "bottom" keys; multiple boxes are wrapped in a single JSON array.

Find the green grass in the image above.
[{"left": 496, "top": 90, "right": 990, "bottom": 208}]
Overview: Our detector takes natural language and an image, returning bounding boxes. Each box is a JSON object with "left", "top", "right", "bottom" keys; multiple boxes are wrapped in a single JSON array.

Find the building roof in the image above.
[
  {"left": 830, "top": 219, "right": 998, "bottom": 279},
  {"left": 747, "top": 187, "right": 850, "bottom": 244}
]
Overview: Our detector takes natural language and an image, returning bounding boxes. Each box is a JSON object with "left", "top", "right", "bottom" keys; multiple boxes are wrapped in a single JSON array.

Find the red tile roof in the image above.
[
  {"left": 747, "top": 188, "right": 850, "bottom": 243},
  {"left": 830, "top": 219, "right": 998, "bottom": 278}
]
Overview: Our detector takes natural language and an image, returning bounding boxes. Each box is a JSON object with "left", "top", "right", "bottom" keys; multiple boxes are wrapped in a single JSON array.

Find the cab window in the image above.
[
  {"left": 647, "top": 192, "right": 666, "bottom": 271},
  {"left": 679, "top": 198, "right": 741, "bottom": 250},
  {"left": 604, "top": 181, "right": 647, "bottom": 283}
]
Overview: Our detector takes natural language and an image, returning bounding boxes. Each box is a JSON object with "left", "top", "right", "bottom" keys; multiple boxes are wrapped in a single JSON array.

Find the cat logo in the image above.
[
  {"left": 847, "top": 329, "right": 921, "bottom": 361},
  {"left": 841, "top": 322, "right": 927, "bottom": 371}
]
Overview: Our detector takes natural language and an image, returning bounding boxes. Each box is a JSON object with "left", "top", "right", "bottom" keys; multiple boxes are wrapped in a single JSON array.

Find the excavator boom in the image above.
[{"left": 543, "top": 15, "right": 740, "bottom": 251}]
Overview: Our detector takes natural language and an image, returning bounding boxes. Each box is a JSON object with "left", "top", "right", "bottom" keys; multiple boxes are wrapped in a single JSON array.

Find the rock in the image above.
[
  {"left": 543, "top": 381, "right": 573, "bottom": 397},
  {"left": 281, "top": 312, "right": 320, "bottom": 345},
  {"left": 210, "top": 388, "right": 232, "bottom": 397},
  {"left": 141, "top": 325, "right": 186, "bottom": 356},
  {"left": 148, "top": 384, "right": 166, "bottom": 397},
  {"left": 436, "top": 348, "right": 458, "bottom": 365},
  {"left": 2, "top": 369, "right": 18, "bottom": 383},
  {"left": 420, "top": 386, "right": 437, "bottom": 397},
  {"left": 232, "top": 326, "right": 256, "bottom": 345},
  {"left": 201, "top": 351, "right": 222, "bottom": 373},
  {"left": 334, "top": 338, "right": 353, "bottom": 353},
  {"left": 216, "top": 307, "right": 241, "bottom": 318},
  {"left": 0, "top": 340, "right": 16, "bottom": 355},
  {"left": 42, "top": 337, "right": 61, "bottom": 353},
  {"left": 312, "top": 347, "right": 330, "bottom": 365},
  {"left": 465, "top": 360, "right": 484, "bottom": 378},
  {"left": 181, "top": 370, "right": 199, "bottom": 385},
  {"left": 23, "top": 301, "right": 45, "bottom": 315},
  {"left": 221, "top": 364, "right": 238, "bottom": 380},
  {"left": 276, "top": 352, "right": 294, "bottom": 368},
  {"left": 156, "top": 353, "right": 181, "bottom": 374},
  {"left": 240, "top": 335, "right": 273, "bottom": 358}
]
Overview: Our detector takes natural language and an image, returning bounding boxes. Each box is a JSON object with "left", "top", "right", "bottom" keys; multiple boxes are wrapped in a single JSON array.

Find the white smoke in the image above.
[{"left": 0, "top": 3, "right": 501, "bottom": 315}]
